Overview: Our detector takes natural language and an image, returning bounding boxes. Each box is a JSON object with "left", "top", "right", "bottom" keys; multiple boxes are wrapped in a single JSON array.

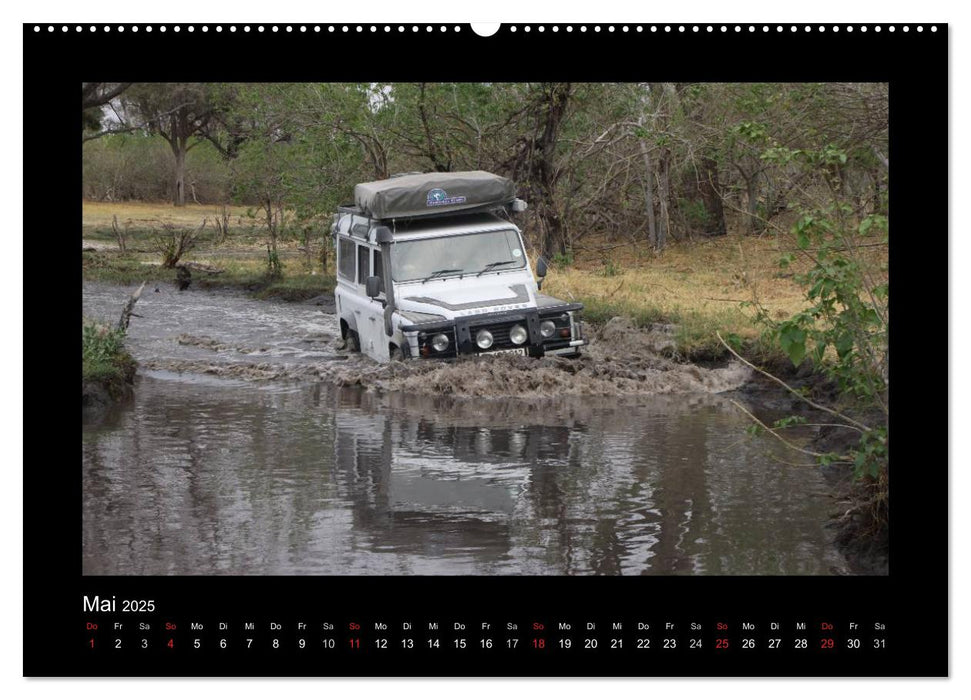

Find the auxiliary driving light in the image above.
[
  {"left": 476, "top": 329, "right": 494, "bottom": 350},
  {"left": 540, "top": 320, "right": 556, "bottom": 338},
  {"left": 509, "top": 324, "right": 528, "bottom": 345},
  {"left": 431, "top": 334, "right": 450, "bottom": 352}
]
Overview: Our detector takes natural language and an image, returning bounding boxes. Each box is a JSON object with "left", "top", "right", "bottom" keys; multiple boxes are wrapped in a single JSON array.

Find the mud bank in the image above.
[
  {"left": 727, "top": 374, "right": 888, "bottom": 576},
  {"left": 811, "top": 422, "right": 889, "bottom": 576},
  {"left": 82, "top": 352, "right": 136, "bottom": 414},
  {"left": 145, "top": 317, "right": 752, "bottom": 399}
]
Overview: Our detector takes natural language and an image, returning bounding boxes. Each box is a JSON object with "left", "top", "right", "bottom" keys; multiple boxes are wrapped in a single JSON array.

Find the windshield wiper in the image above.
[
  {"left": 422, "top": 268, "right": 463, "bottom": 283},
  {"left": 476, "top": 260, "right": 517, "bottom": 277}
]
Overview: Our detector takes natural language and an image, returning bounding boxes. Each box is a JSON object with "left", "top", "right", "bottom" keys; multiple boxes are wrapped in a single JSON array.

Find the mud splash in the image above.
[
  {"left": 146, "top": 317, "right": 750, "bottom": 398},
  {"left": 84, "top": 282, "right": 750, "bottom": 398}
]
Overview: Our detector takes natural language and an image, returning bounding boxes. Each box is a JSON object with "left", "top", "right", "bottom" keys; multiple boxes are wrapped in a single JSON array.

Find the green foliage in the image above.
[
  {"left": 83, "top": 321, "right": 126, "bottom": 365},
  {"left": 772, "top": 415, "right": 807, "bottom": 429},
  {"left": 775, "top": 207, "right": 888, "bottom": 403},
  {"left": 602, "top": 259, "right": 621, "bottom": 277},
  {"left": 777, "top": 317, "right": 809, "bottom": 367},
  {"left": 551, "top": 250, "right": 574, "bottom": 268},
  {"left": 722, "top": 332, "right": 743, "bottom": 351},
  {"left": 754, "top": 139, "right": 889, "bottom": 489},
  {"left": 83, "top": 134, "right": 232, "bottom": 203},
  {"left": 82, "top": 320, "right": 134, "bottom": 392},
  {"left": 734, "top": 120, "right": 768, "bottom": 143},
  {"left": 852, "top": 427, "right": 887, "bottom": 480},
  {"left": 82, "top": 82, "right": 887, "bottom": 265},
  {"left": 265, "top": 247, "right": 283, "bottom": 279},
  {"left": 677, "top": 198, "right": 712, "bottom": 229}
]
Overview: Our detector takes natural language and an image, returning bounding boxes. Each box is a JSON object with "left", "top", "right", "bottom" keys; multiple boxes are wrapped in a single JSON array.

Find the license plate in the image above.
[{"left": 481, "top": 348, "right": 527, "bottom": 357}]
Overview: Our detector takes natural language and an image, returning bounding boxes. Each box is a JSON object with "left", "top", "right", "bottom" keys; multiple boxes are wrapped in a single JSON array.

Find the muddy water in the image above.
[{"left": 82, "top": 283, "right": 846, "bottom": 575}]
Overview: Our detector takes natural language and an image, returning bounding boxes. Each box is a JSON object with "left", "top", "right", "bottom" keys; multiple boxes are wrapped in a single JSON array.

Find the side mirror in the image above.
[
  {"left": 535, "top": 256, "right": 548, "bottom": 290},
  {"left": 365, "top": 275, "right": 383, "bottom": 299}
]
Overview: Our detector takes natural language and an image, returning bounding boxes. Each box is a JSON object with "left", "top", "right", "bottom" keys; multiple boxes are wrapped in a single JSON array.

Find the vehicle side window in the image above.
[
  {"left": 338, "top": 238, "right": 355, "bottom": 280},
  {"left": 357, "top": 245, "right": 371, "bottom": 285},
  {"left": 373, "top": 250, "right": 385, "bottom": 294}
]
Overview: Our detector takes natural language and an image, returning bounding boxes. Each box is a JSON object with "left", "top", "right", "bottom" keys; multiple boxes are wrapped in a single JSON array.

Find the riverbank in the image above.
[
  {"left": 82, "top": 319, "right": 137, "bottom": 410},
  {"left": 728, "top": 369, "right": 888, "bottom": 576}
]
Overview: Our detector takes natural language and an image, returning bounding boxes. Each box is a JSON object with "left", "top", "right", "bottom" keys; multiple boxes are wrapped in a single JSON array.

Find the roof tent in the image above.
[{"left": 353, "top": 171, "right": 517, "bottom": 220}]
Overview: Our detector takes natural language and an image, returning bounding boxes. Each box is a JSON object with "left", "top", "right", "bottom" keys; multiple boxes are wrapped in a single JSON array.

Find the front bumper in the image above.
[{"left": 400, "top": 303, "right": 585, "bottom": 359}]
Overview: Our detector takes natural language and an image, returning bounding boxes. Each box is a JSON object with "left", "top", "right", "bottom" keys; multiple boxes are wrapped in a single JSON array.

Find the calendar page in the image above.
[{"left": 24, "top": 21, "right": 946, "bottom": 677}]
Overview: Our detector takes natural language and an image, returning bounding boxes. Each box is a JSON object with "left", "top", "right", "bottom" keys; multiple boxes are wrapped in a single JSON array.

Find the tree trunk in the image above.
[
  {"left": 872, "top": 167, "right": 885, "bottom": 215},
  {"left": 502, "top": 83, "right": 572, "bottom": 261},
  {"left": 173, "top": 147, "right": 187, "bottom": 207},
  {"left": 699, "top": 156, "right": 727, "bottom": 236},
  {"left": 745, "top": 173, "right": 760, "bottom": 235},
  {"left": 535, "top": 85, "right": 571, "bottom": 260},
  {"left": 639, "top": 138, "right": 658, "bottom": 248},
  {"left": 656, "top": 148, "right": 671, "bottom": 251},
  {"left": 265, "top": 198, "right": 281, "bottom": 278}
]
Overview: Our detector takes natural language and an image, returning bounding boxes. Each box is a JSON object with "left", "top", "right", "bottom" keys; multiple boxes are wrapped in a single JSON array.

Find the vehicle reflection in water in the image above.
[{"left": 82, "top": 375, "right": 845, "bottom": 576}]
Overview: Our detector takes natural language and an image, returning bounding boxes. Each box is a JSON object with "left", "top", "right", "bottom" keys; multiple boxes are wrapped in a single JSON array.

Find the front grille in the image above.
[{"left": 470, "top": 321, "right": 519, "bottom": 351}]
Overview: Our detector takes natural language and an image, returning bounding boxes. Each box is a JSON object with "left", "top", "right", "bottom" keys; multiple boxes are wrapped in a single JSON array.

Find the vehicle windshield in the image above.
[{"left": 391, "top": 229, "right": 527, "bottom": 282}]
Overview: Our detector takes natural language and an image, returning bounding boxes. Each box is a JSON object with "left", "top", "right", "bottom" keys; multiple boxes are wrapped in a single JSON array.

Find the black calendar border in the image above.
[{"left": 24, "top": 23, "right": 948, "bottom": 677}]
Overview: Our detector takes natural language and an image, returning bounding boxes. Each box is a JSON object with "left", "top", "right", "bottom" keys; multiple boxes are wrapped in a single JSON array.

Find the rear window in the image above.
[
  {"left": 338, "top": 238, "right": 355, "bottom": 280},
  {"left": 357, "top": 245, "right": 371, "bottom": 284}
]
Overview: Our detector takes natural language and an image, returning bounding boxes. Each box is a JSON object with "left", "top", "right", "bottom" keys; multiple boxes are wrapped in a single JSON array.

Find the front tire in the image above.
[{"left": 345, "top": 329, "right": 360, "bottom": 352}]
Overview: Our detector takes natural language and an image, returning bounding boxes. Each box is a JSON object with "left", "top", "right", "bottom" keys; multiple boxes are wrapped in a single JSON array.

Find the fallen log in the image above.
[{"left": 117, "top": 281, "right": 146, "bottom": 331}]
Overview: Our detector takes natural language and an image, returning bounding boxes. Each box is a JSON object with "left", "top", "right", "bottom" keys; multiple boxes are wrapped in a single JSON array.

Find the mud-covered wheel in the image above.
[
  {"left": 389, "top": 345, "right": 404, "bottom": 362},
  {"left": 345, "top": 329, "right": 360, "bottom": 353}
]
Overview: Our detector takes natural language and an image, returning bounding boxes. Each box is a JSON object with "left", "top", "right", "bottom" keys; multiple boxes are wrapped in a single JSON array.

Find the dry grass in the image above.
[
  {"left": 543, "top": 234, "right": 812, "bottom": 344},
  {"left": 82, "top": 200, "right": 254, "bottom": 233},
  {"left": 82, "top": 201, "right": 335, "bottom": 299},
  {"left": 543, "top": 228, "right": 887, "bottom": 358}
]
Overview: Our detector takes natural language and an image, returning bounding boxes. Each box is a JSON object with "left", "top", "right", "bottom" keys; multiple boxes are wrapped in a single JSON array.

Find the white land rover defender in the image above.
[{"left": 333, "top": 170, "right": 585, "bottom": 362}]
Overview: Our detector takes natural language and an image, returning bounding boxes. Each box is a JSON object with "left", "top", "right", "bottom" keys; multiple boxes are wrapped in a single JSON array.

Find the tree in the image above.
[
  {"left": 121, "top": 84, "right": 218, "bottom": 206},
  {"left": 81, "top": 82, "right": 131, "bottom": 136},
  {"left": 498, "top": 83, "right": 574, "bottom": 260}
]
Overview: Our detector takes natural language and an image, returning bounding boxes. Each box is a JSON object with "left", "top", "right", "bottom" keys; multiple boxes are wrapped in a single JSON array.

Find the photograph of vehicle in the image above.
[{"left": 81, "top": 82, "right": 889, "bottom": 577}]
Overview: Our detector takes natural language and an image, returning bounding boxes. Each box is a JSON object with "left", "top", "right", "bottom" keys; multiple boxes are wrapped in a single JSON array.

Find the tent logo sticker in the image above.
[{"left": 427, "top": 188, "right": 467, "bottom": 207}]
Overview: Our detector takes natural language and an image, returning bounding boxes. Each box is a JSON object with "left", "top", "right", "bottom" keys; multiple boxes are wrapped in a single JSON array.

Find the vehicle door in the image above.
[{"left": 356, "top": 243, "right": 390, "bottom": 362}]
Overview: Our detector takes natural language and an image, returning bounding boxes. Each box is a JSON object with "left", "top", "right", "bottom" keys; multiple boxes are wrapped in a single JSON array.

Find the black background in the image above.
[{"left": 23, "top": 22, "right": 947, "bottom": 677}]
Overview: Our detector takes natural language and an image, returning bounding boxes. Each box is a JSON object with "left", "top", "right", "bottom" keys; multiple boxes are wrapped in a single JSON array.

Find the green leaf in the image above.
[
  {"left": 778, "top": 322, "right": 807, "bottom": 366},
  {"left": 835, "top": 333, "right": 854, "bottom": 360},
  {"left": 773, "top": 415, "right": 808, "bottom": 429},
  {"left": 812, "top": 340, "right": 827, "bottom": 363}
]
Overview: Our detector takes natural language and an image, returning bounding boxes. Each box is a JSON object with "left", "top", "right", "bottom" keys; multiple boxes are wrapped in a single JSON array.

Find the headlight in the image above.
[
  {"left": 476, "top": 329, "right": 494, "bottom": 350},
  {"left": 540, "top": 320, "right": 556, "bottom": 338},
  {"left": 431, "top": 334, "right": 450, "bottom": 352},
  {"left": 509, "top": 324, "right": 528, "bottom": 345}
]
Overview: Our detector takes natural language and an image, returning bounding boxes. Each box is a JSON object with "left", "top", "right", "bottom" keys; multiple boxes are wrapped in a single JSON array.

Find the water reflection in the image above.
[{"left": 82, "top": 375, "right": 844, "bottom": 576}]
